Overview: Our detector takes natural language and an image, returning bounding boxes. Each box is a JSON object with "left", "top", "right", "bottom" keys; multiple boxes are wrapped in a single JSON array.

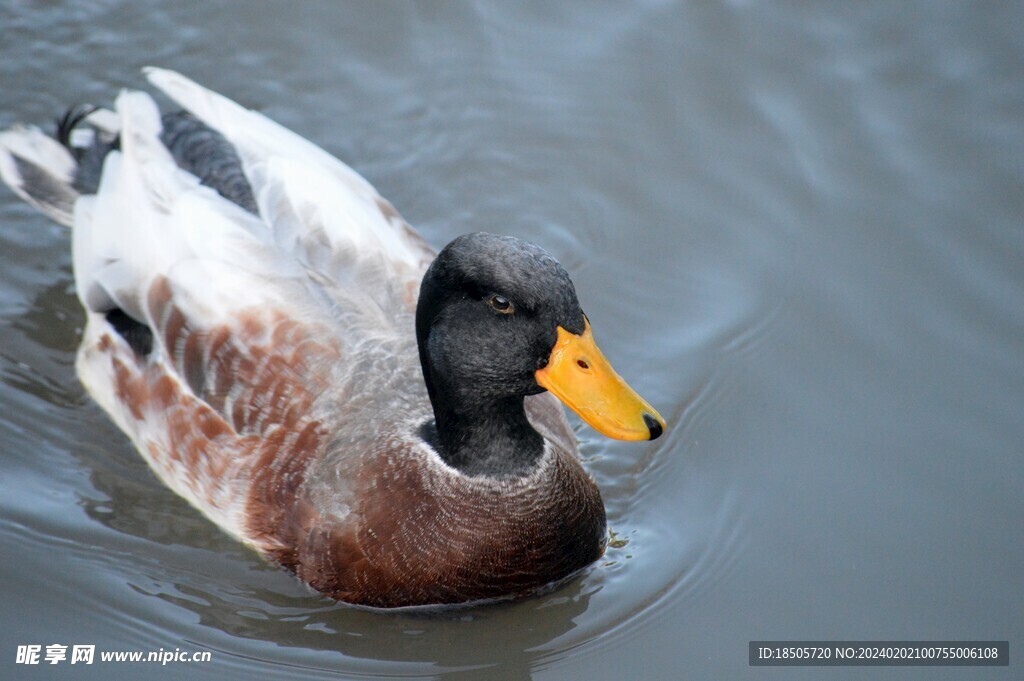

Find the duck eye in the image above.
[{"left": 487, "top": 294, "right": 514, "bottom": 314}]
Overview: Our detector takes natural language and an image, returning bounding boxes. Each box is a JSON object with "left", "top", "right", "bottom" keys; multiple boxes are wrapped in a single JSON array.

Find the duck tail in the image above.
[{"left": 0, "top": 104, "right": 120, "bottom": 227}]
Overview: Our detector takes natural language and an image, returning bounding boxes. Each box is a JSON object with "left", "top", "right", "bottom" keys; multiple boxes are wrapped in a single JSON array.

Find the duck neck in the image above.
[{"left": 424, "top": 390, "right": 546, "bottom": 478}]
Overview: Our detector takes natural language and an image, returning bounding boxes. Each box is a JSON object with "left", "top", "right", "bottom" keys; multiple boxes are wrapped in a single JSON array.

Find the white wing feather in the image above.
[
  {"left": 74, "top": 89, "right": 309, "bottom": 333},
  {"left": 143, "top": 67, "right": 431, "bottom": 283}
]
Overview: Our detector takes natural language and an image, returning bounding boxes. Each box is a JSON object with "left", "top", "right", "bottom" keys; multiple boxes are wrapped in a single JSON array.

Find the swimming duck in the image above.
[{"left": 0, "top": 69, "right": 665, "bottom": 608}]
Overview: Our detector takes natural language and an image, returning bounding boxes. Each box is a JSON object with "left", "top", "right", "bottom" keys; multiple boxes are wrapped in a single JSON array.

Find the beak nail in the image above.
[{"left": 643, "top": 412, "right": 663, "bottom": 440}]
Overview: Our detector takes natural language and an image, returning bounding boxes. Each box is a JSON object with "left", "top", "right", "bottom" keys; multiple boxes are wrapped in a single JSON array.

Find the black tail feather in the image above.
[
  {"left": 53, "top": 104, "right": 120, "bottom": 196},
  {"left": 55, "top": 104, "right": 99, "bottom": 154}
]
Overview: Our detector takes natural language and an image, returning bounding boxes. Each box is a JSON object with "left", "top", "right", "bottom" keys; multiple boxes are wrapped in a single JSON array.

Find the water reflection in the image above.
[
  {"left": 141, "top": 579, "right": 595, "bottom": 680},
  {"left": 0, "top": 272, "right": 84, "bottom": 410}
]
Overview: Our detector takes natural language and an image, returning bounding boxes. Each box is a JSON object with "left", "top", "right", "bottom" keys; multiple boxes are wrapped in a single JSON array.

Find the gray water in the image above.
[{"left": 1, "top": 2, "right": 1021, "bottom": 680}]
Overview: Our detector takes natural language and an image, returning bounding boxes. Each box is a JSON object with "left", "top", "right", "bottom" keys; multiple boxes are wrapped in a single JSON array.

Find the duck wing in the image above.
[
  {"left": 144, "top": 68, "right": 435, "bottom": 314},
  {"left": 63, "top": 77, "right": 429, "bottom": 553}
]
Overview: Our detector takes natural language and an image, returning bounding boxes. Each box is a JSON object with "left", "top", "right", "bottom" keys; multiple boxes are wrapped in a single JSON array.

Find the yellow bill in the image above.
[{"left": 535, "top": 320, "right": 666, "bottom": 441}]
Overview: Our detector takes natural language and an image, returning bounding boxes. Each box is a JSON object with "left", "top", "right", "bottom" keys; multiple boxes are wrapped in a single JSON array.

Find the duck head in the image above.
[{"left": 416, "top": 233, "right": 665, "bottom": 476}]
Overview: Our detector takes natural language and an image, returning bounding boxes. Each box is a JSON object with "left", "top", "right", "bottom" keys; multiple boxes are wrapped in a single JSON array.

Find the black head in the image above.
[{"left": 416, "top": 233, "right": 585, "bottom": 408}]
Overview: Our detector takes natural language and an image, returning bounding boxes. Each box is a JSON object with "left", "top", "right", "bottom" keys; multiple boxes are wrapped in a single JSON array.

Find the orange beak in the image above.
[{"left": 535, "top": 320, "right": 666, "bottom": 441}]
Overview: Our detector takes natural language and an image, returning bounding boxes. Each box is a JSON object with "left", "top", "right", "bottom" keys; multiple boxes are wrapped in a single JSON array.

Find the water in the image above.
[{"left": 1, "top": 2, "right": 1021, "bottom": 679}]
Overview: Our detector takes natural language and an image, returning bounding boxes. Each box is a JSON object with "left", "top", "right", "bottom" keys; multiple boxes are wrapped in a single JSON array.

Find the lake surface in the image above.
[{"left": 1, "top": 2, "right": 1021, "bottom": 680}]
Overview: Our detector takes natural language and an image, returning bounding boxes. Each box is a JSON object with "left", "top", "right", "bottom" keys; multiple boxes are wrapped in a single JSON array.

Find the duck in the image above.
[{"left": 0, "top": 69, "right": 665, "bottom": 608}]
